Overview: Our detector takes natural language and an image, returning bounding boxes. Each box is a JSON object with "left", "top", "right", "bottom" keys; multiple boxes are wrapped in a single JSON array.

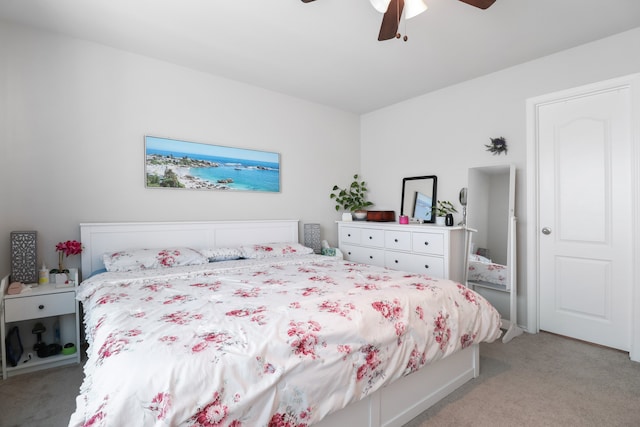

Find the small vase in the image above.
[
  {"left": 445, "top": 213, "right": 454, "bottom": 226},
  {"left": 54, "top": 273, "right": 68, "bottom": 284},
  {"left": 436, "top": 216, "right": 446, "bottom": 226},
  {"left": 341, "top": 212, "right": 353, "bottom": 222}
]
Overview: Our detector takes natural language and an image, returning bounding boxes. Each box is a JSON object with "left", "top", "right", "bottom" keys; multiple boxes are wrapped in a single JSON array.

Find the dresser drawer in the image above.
[
  {"left": 4, "top": 291, "right": 76, "bottom": 322},
  {"left": 386, "top": 252, "right": 445, "bottom": 278},
  {"left": 360, "top": 228, "right": 384, "bottom": 248},
  {"left": 412, "top": 232, "right": 445, "bottom": 256},
  {"left": 342, "top": 244, "right": 385, "bottom": 267},
  {"left": 340, "top": 226, "right": 362, "bottom": 244},
  {"left": 385, "top": 230, "right": 412, "bottom": 251}
]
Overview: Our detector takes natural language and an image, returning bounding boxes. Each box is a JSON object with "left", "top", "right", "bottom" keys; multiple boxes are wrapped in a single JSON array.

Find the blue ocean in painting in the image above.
[{"left": 147, "top": 148, "right": 280, "bottom": 192}]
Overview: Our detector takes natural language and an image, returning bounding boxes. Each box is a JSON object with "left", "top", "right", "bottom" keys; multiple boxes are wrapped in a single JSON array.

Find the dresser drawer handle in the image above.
[
  {"left": 369, "top": 255, "right": 373, "bottom": 259},
  {"left": 38, "top": 304, "right": 45, "bottom": 310},
  {"left": 424, "top": 241, "right": 429, "bottom": 246},
  {"left": 347, "top": 233, "right": 351, "bottom": 237},
  {"left": 394, "top": 238, "right": 398, "bottom": 243},
  {"left": 424, "top": 265, "right": 429, "bottom": 269},
  {"left": 368, "top": 236, "right": 373, "bottom": 240},
  {"left": 394, "top": 260, "right": 399, "bottom": 264}
]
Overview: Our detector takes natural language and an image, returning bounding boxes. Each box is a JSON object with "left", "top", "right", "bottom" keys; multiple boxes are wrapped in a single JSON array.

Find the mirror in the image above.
[
  {"left": 401, "top": 176, "right": 437, "bottom": 223},
  {"left": 466, "top": 164, "right": 515, "bottom": 289},
  {"left": 459, "top": 187, "right": 467, "bottom": 226},
  {"left": 467, "top": 164, "right": 522, "bottom": 343}
]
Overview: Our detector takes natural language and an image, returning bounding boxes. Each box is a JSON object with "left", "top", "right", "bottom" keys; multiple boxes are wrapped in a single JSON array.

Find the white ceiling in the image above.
[{"left": 2, "top": 0, "right": 640, "bottom": 113}]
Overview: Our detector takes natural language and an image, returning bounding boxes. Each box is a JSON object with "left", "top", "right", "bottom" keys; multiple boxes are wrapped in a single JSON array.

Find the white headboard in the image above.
[{"left": 79, "top": 220, "right": 299, "bottom": 280}]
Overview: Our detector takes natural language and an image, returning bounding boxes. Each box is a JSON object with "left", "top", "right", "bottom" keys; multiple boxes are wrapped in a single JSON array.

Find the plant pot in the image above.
[
  {"left": 435, "top": 216, "right": 446, "bottom": 226},
  {"left": 353, "top": 210, "right": 368, "bottom": 221},
  {"left": 341, "top": 212, "right": 353, "bottom": 222},
  {"left": 52, "top": 273, "right": 68, "bottom": 284}
]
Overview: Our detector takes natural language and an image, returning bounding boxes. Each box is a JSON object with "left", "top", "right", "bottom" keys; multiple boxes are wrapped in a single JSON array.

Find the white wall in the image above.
[
  {"left": 0, "top": 21, "right": 360, "bottom": 276},
  {"left": 361, "top": 27, "right": 640, "bottom": 329},
  {"left": 3, "top": 19, "right": 639, "bottom": 330}
]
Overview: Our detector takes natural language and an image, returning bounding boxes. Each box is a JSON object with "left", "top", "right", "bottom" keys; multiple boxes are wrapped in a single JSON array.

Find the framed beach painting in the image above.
[{"left": 145, "top": 136, "right": 280, "bottom": 192}]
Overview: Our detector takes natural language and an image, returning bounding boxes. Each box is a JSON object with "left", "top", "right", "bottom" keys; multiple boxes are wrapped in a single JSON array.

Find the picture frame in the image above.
[{"left": 145, "top": 136, "right": 280, "bottom": 192}]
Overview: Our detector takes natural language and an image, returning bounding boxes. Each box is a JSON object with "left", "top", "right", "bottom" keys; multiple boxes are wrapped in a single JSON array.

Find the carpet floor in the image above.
[{"left": 0, "top": 331, "right": 638, "bottom": 426}]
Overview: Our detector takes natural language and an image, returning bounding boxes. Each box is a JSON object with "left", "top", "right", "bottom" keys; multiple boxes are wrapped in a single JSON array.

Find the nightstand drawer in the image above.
[{"left": 4, "top": 291, "right": 76, "bottom": 322}]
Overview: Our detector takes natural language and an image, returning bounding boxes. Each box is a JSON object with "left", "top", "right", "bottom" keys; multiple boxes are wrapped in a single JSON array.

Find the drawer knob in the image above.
[
  {"left": 424, "top": 241, "right": 429, "bottom": 246},
  {"left": 348, "top": 233, "right": 351, "bottom": 237},
  {"left": 368, "top": 236, "right": 373, "bottom": 240},
  {"left": 369, "top": 255, "right": 373, "bottom": 259},
  {"left": 424, "top": 265, "right": 429, "bottom": 269},
  {"left": 394, "top": 238, "right": 398, "bottom": 243},
  {"left": 394, "top": 260, "right": 399, "bottom": 264},
  {"left": 38, "top": 304, "right": 45, "bottom": 310}
]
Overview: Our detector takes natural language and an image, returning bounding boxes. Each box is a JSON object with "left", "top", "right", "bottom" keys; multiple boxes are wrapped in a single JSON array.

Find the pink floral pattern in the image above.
[
  {"left": 103, "top": 247, "right": 207, "bottom": 272},
  {"left": 190, "top": 391, "right": 239, "bottom": 427},
  {"left": 70, "top": 255, "right": 501, "bottom": 427},
  {"left": 145, "top": 392, "right": 172, "bottom": 421},
  {"left": 467, "top": 255, "right": 508, "bottom": 286}
]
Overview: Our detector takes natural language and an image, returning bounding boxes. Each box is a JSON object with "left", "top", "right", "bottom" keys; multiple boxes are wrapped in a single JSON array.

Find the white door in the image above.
[{"left": 538, "top": 86, "right": 632, "bottom": 351}]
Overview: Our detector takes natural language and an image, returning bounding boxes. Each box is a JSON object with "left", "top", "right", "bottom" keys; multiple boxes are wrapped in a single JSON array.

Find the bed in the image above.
[{"left": 69, "top": 220, "right": 501, "bottom": 427}]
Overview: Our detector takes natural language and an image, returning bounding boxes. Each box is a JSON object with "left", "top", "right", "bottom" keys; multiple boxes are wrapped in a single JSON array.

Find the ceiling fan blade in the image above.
[
  {"left": 458, "top": 0, "right": 496, "bottom": 9},
  {"left": 378, "top": 0, "right": 404, "bottom": 41}
]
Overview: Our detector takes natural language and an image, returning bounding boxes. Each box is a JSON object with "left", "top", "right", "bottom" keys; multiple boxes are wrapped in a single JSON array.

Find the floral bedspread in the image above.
[
  {"left": 468, "top": 254, "right": 508, "bottom": 287},
  {"left": 69, "top": 255, "right": 501, "bottom": 427}
]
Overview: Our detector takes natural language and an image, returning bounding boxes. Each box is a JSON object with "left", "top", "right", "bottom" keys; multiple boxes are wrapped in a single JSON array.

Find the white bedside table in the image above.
[{"left": 1, "top": 270, "right": 81, "bottom": 379}]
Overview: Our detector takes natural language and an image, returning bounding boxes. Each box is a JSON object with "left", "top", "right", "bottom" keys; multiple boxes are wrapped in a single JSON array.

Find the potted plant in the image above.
[
  {"left": 330, "top": 174, "right": 374, "bottom": 221},
  {"left": 49, "top": 239, "right": 83, "bottom": 284},
  {"left": 433, "top": 200, "right": 457, "bottom": 226}
]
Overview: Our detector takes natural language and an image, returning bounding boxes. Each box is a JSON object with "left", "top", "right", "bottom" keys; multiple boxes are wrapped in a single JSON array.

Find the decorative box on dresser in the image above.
[
  {"left": 337, "top": 221, "right": 466, "bottom": 283},
  {"left": 1, "top": 270, "right": 81, "bottom": 379}
]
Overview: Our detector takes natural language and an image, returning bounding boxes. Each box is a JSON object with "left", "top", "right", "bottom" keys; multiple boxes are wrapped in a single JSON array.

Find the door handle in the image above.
[{"left": 542, "top": 227, "right": 552, "bottom": 235}]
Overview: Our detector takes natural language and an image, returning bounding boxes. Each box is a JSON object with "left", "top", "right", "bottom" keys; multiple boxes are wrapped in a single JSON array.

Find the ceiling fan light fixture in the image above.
[
  {"left": 405, "top": 0, "right": 428, "bottom": 19},
  {"left": 369, "top": 0, "right": 391, "bottom": 14}
]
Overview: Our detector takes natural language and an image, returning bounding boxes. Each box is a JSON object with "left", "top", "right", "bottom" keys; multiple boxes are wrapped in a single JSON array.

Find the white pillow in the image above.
[
  {"left": 469, "top": 253, "right": 492, "bottom": 264},
  {"left": 103, "top": 247, "right": 208, "bottom": 272},
  {"left": 199, "top": 247, "right": 243, "bottom": 262},
  {"left": 239, "top": 242, "right": 313, "bottom": 259}
]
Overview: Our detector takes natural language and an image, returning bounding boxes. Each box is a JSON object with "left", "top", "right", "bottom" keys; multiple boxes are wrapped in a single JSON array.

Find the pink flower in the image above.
[
  {"left": 54, "top": 239, "right": 82, "bottom": 272},
  {"left": 192, "top": 342, "right": 209, "bottom": 353},
  {"left": 157, "top": 249, "right": 180, "bottom": 267},
  {"left": 146, "top": 392, "right": 172, "bottom": 420},
  {"left": 55, "top": 240, "right": 83, "bottom": 256},
  {"left": 192, "top": 392, "right": 229, "bottom": 427}
]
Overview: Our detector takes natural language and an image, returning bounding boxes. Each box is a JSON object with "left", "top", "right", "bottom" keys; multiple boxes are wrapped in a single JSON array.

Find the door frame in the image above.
[{"left": 525, "top": 74, "right": 640, "bottom": 362}]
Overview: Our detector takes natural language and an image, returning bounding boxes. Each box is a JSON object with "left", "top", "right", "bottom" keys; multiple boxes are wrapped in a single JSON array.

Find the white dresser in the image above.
[{"left": 337, "top": 221, "right": 466, "bottom": 283}]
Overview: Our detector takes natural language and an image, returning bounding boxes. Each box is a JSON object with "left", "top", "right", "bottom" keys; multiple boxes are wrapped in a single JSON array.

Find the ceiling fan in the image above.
[{"left": 301, "top": 0, "right": 496, "bottom": 41}]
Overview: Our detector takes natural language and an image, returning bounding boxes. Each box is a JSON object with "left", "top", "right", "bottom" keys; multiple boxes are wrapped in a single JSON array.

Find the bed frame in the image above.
[{"left": 79, "top": 220, "right": 480, "bottom": 427}]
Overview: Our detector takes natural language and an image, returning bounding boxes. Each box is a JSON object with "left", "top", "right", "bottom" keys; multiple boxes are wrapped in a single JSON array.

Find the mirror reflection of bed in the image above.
[{"left": 466, "top": 164, "right": 523, "bottom": 343}]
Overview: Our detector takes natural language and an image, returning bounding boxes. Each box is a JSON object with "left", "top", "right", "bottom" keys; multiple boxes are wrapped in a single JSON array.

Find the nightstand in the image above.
[{"left": 1, "top": 270, "right": 81, "bottom": 379}]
